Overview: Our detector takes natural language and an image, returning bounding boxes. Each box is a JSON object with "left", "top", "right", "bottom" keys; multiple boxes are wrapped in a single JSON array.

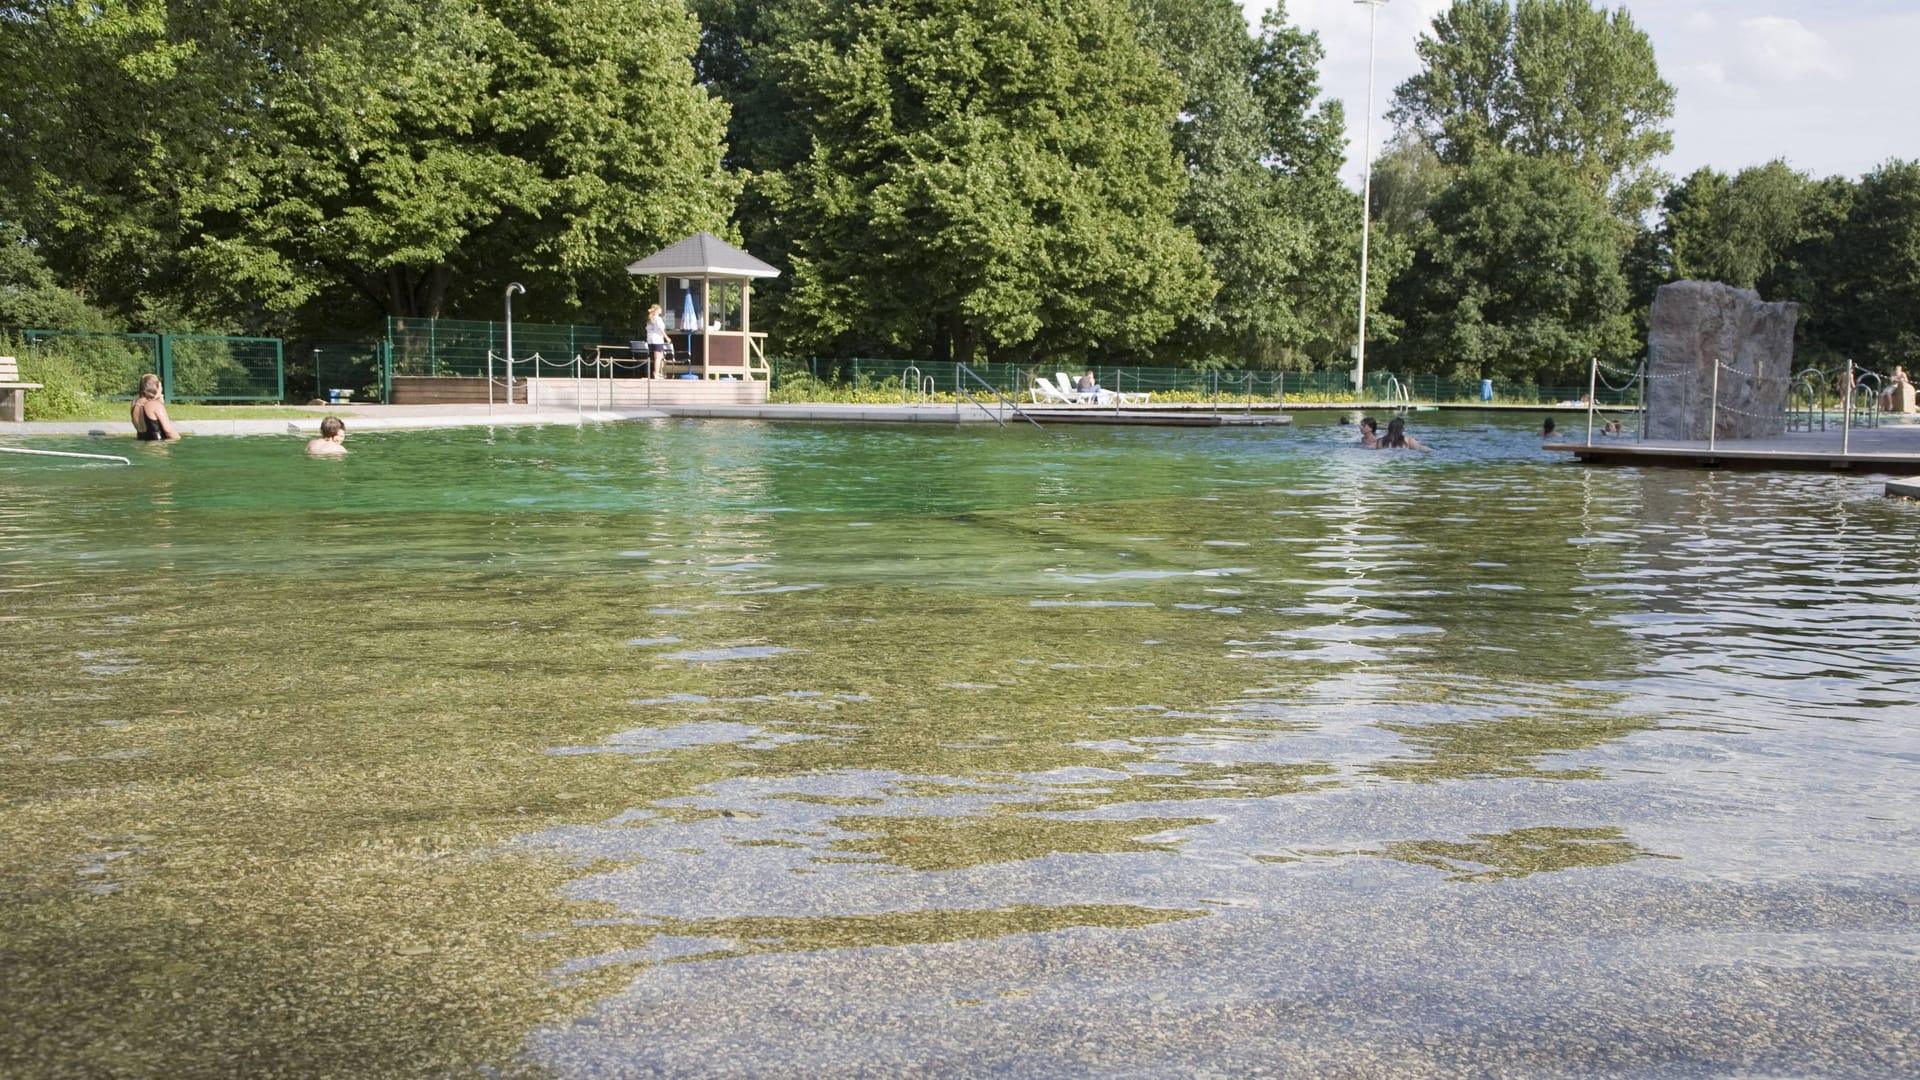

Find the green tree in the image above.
[
  {"left": 0, "top": 226, "right": 119, "bottom": 332},
  {"left": 1367, "top": 133, "right": 1455, "bottom": 244},
  {"left": 1812, "top": 160, "right": 1920, "bottom": 373},
  {"left": 1131, "top": 1, "right": 1374, "bottom": 370},
  {"left": 1633, "top": 162, "right": 1866, "bottom": 366},
  {"left": 761, "top": 0, "right": 1213, "bottom": 365},
  {"left": 1385, "top": 152, "right": 1630, "bottom": 382},
  {"left": 0, "top": 0, "right": 236, "bottom": 325},
  {"left": 1390, "top": 0, "right": 1673, "bottom": 220},
  {"left": 1, "top": 0, "right": 734, "bottom": 335},
  {"left": 1656, "top": 161, "right": 1815, "bottom": 291},
  {"left": 190, "top": 0, "right": 736, "bottom": 329}
]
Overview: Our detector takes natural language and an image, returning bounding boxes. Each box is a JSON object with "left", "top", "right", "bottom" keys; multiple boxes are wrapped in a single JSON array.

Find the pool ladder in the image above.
[{"left": 900, "top": 365, "right": 935, "bottom": 405}]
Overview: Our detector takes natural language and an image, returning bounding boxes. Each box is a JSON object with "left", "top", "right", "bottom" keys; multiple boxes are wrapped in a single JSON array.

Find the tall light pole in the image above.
[
  {"left": 504, "top": 282, "right": 525, "bottom": 401},
  {"left": 1353, "top": 0, "right": 1389, "bottom": 398}
]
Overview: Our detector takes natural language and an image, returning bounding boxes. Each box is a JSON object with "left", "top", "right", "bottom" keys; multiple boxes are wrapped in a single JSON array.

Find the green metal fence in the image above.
[
  {"left": 305, "top": 340, "right": 389, "bottom": 405},
  {"left": 387, "top": 317, "right": 637, "bottom": 379},
  {"left": 20, "top": 329, "right": 284, "bottom": 402},
  {"left": 772, "top": 356, "right": 1632, "bottom": 406}
]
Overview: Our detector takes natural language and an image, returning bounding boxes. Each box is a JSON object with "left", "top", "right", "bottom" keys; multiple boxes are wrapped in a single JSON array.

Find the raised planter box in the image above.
[{"left": 390, "top": 376, "right": 527, "bottom": 405}]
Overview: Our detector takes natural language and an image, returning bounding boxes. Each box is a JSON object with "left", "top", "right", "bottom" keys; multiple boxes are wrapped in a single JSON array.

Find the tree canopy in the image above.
[
  {"left": 1390, "top": 0, "right": 1673, "bottom": 221},
  {"left": 0, "top": 0, "right": 734, "bottom": 335},
  {"left": 1133, "top": 1, "right": 1375, "bottom": 370},
  {"left": 753, "top": 0, "right": 1213, "bottom": 365},
  {"left": 1386, "top": 152, "right": 1631, "bottom": 381}
]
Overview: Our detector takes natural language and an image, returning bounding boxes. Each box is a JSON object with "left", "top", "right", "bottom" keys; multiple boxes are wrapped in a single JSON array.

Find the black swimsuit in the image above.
[{"left": 136, "top": 409, "right": 169, "bottom": 441}]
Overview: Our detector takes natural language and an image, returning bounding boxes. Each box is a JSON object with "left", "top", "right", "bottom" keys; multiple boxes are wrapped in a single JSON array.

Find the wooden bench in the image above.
[{"left": 0, "top": 356, "right": 43, "bottom": 422}]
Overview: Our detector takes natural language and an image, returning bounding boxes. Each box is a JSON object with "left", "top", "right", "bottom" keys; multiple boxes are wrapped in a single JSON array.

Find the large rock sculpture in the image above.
[{"left": 1645, "top": 281, "right": 1799, "bottom": 440}]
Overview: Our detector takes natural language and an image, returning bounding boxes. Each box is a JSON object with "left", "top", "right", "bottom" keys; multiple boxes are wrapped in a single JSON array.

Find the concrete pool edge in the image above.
[{"left": 3, "top": 401, "right": 1307, "bottom": 436}]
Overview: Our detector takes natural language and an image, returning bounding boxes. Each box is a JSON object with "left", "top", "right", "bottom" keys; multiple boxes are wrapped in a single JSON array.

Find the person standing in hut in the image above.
[{"left": 645, "top": 304, "right": 669, "bottom": 376}]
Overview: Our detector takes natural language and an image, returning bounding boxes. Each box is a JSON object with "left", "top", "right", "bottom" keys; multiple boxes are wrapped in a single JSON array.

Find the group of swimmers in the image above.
[
  {"left": 130, "top": 372, "right": 347, "bottom": 455},
  {"left": 1355, "top": 415, "right": 1429, "bottom": 450}
]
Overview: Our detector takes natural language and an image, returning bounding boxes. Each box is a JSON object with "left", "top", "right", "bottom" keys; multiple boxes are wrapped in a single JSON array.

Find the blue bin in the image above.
[{"left": 1480, "top": 379, "right": 1494, "bottom": 402}]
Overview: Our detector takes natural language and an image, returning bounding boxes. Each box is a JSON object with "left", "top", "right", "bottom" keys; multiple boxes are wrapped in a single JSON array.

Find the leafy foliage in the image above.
[
  {"left": 1390, "top": 0, "right": 1673, "bottom": 221},
  {"left": 1811, "top": 160, "right": 1920, "bottom": 372},
  {"left": 1386, "top": 152, "right": 1631, "bottom": 381},
  {"left": 1133, "top": 1, "right": 1378, "bottom": 370},
  {"left": 1, "top": 0, "right": 734, "bottom": 335},
  {"left": 751, "top": 0, "right": 1213, "bottom": 365}
]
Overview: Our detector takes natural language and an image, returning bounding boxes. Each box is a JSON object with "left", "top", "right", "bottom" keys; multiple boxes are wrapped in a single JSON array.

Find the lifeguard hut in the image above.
[{"left": 626, "top": 232, "right": 780, "bottom": 381}]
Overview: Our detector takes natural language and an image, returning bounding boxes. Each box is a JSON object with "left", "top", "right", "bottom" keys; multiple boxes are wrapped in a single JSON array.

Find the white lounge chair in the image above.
[
  {"left": 1053, "top": 372, "right": 1150, "bottom": 406},
  {"left": 1032, "top": 376, "right": 1078, "bottom": 404},
  {"left": 1054, "top": 372, "right": 1105, "bottom": 404}
]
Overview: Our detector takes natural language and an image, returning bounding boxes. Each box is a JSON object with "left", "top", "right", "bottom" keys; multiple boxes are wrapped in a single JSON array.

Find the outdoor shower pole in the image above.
[
  {"left": 504, "top": 282, "right": 525, "bottom": 403},
  {"left": 1352, "top": 0, "right": 1390, "bottom": 397}
]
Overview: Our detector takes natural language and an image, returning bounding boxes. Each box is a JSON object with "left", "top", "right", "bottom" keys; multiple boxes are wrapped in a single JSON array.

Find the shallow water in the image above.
[{"left": 4, "top": 413, "right": 1919, "bottom": 1077}]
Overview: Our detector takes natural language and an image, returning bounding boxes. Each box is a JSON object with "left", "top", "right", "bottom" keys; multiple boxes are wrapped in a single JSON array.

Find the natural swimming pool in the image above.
[{"left": 3, "top": 413, "right": 1918, "bottom": 1076}]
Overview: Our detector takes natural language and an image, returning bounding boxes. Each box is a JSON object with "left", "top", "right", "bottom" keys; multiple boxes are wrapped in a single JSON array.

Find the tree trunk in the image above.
[{"left": 383, "top": 265, "right": 455, "bottom": 318}]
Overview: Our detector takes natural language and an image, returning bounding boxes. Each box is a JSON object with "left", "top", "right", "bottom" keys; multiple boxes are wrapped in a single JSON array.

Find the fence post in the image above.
[
  {"left": 1585, "top": 358, "right": 1598, "bottom": 446},
  {"left": 1635, "top": 361, "right": 1646, "bottom": 438},
  {"left": 158, "top": 334, "right": 175, "bottom": 399},
  {"left": 1708, "top": 357, "right": 1720, "bottom": 451},
  {"left": 1842, "top": 358, "right": 1854, "bottom": 455}
]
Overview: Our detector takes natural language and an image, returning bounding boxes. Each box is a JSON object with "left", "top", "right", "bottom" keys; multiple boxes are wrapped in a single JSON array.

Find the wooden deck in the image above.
[{"left": 1548, "top": 424, "right": 1920, "bottom": 472}]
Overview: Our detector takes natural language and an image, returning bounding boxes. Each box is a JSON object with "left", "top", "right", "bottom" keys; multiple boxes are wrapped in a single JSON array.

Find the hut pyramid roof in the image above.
[{"left": 626, "top": 232, "right": 780, "bottom": 278}]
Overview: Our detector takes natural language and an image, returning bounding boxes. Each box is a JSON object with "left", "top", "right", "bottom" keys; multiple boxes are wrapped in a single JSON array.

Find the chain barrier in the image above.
[
  {"left": 1594, "top": 365, "right": 1641, "bottom": 393},
  {"left": 1598, "top": 358, "right": 1687, "bottom": 381}
]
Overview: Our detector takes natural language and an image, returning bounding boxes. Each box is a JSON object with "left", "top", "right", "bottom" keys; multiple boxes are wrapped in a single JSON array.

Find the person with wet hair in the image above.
[
  {"left": 130, "top": 373, "right": 179, "bottom": 441},
  {"left": 1381, "top": 416, "right": 1429, "bottom": 450},
  {"left": 1542, "top": 417, "right": 1557, "bottom": 439},
  {"left": 306, "top": 415, "right": 347, "bottom": 456},
  {"left": 1358, "top": 416, "right": 1381, "bottom": 448}
]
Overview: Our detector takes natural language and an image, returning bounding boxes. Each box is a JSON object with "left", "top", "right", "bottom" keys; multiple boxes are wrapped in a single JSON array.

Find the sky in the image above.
[{"left": 1247, "top": 0, "right": 1920, "bottom": 190}]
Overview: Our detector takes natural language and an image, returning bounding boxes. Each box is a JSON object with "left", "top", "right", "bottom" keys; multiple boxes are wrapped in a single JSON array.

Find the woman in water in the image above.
[
  {"left": 130, "top": 373, "right": 179, "bottom": 441},
  {"left": 1381, "top": 416, "right": 1429, "bottom": 450}
]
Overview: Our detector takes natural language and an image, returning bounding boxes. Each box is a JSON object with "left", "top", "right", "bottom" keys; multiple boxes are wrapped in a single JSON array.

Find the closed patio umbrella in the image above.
[{"left": 680, "top": 288, "right": 700, "bottom": 369}]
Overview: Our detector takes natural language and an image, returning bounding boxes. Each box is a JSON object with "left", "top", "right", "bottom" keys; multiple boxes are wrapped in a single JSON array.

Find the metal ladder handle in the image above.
[{"left": 955, "top": 362, "right": 1043, "bottom": 429}]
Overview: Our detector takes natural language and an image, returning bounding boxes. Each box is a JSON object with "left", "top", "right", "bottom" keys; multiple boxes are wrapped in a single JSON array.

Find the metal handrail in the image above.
[
  {"left": 901, "top": 364, "right": 941, "bottom": 406},
  {"left": 1789, "top": 367, "right": 1831, "bottom": 432},
  {"left": 955, "top": 362, "right": 1042, "bottom": 429},
  {"left": 1386, "top": 375, "right": 1412, "bottom": 413}
]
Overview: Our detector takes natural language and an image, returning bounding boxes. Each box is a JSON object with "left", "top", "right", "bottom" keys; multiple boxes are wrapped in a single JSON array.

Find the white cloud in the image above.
[
  {"left": 1729, "top": 16, "right": 1845, "bottom": 83},
  {"left": 1237, "top": 1, "right": 1916, "bottom": 184}
]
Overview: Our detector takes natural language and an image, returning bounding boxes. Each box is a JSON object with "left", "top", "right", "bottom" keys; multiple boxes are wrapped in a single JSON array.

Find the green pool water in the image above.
[{"left": 4, "top": 414, "right": 1919, "bottom": 1077}]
